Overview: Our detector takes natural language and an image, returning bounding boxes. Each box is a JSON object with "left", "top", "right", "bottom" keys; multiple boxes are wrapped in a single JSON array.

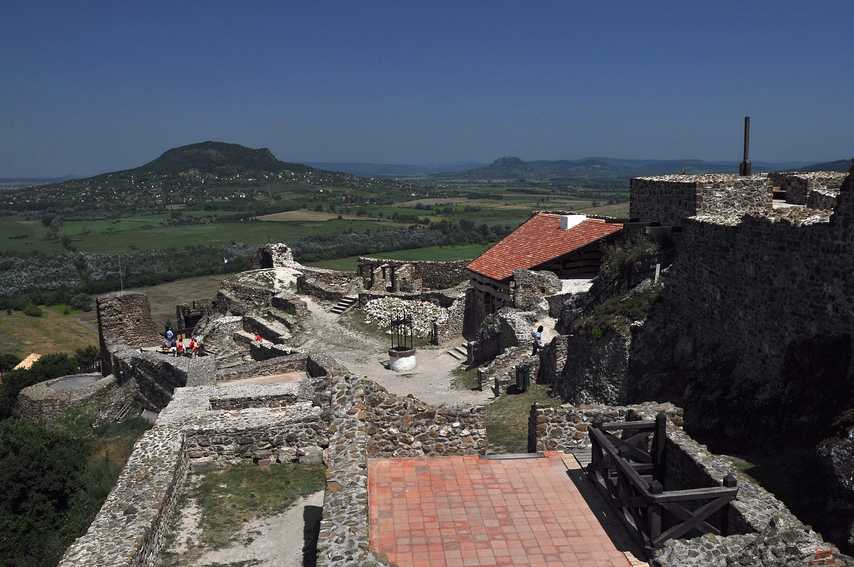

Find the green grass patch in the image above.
[
  {"left": 485, "top": 384, "right": 560, "bottom": 453},
  {"left": 451, "top": 366, "right": 479, "bottom": 391},
  {"left": 195, "top": 463, "right": 325, "bottom": 549}
]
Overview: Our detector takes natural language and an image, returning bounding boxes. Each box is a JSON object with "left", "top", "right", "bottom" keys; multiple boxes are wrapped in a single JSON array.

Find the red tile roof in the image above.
[{"left": 467, "top": 213, "right": 623, "bottom": 281}]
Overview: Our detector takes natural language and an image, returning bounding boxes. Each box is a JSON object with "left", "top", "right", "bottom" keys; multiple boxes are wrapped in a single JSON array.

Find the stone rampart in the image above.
[
  {"left": 630, "top": 174, "right": 771, "bottom": 226},
  {"left": 628, "top": 174, "right": 854, "bottom": 443},
  {"left": 58, "top": 425, "right": 189, "bottom": 567}
]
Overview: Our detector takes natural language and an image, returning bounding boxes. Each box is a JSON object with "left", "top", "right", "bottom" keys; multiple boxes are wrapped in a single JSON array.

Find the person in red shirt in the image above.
[{"left": 176, "top": 334, "right": 185, "bottom": 357}]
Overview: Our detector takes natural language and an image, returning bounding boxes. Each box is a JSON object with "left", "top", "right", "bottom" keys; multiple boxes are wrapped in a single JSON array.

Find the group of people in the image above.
[{"left": 163, "top": 327, "right": 201, "bottom": 357}]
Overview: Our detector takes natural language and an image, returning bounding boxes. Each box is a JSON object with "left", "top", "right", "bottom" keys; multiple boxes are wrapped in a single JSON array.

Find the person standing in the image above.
[{"left": 531, "top": 325, "right": 544, "bottom": 355}]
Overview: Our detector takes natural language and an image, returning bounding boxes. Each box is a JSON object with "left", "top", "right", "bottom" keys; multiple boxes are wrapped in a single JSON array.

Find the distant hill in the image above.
[
  {"left": 2, "top": 141, "right": 387, "bottom": 213},
  {"left": 306, "top": 161, "right": 483, "bottom": 177},
  {"left": 801, "top": 159, "right": 852, "bottom": 173},
  {"left": 442, "top": 156, "right": 809, "bottom": 184},
  {"left": 137, "top": 141, "right": 313, "bottom": 176}
]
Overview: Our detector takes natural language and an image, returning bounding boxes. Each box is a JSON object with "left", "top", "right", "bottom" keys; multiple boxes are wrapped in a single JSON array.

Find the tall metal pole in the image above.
[{"left": 739, "top": 116, "right": 752, "bottom": 176}]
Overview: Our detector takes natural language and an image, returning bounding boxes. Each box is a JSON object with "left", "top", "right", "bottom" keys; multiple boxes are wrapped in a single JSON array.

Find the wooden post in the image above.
[
  {"left": 652, "top": 412, "right": 667, "bottom": 484},
  {"left": 721, "top": 474, "right": 737, "bottom": 535},
  {"left": 648, "top": 480, "right": 663, "bottom": 544}
]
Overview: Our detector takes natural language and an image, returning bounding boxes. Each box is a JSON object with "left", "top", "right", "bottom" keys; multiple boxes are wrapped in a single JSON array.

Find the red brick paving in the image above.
[{"left": 368, "top": 453, "right": 631, "bottom": 567}]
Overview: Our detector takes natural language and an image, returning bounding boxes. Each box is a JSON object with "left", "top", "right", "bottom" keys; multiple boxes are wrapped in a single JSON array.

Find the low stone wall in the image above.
[
  {"left": 361, "top": 380, "right": 486, "bottom": 457},
  {"left": 477, "top": 346, "right": 538, "bottom": 394},
  {"left": 357, "top": 257, "right": 470, "bottom": 290},
  {"left": 529, "top": 401, "right": 682, "bottom": 452},
  {"left": 296, "top": 267, "right": 361, "bottom": 302},
  {"left": 215, "top": 352, "right": 309, "bottom": 382}
]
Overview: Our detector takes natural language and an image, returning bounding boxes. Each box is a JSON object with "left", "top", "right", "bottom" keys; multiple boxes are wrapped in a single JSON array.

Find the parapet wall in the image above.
[{"left": 630, "top": 174, "right": 771, "bottom": 226}]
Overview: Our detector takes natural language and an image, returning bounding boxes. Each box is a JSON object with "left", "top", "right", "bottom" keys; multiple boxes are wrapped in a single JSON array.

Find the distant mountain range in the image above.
[
  {"left": 440, "top": 156, "right": 813, "bottom": 182},
  {"left": 801, "top": 159, "right": 852, "bottom": 173},
  {"left": 305, "top": 162, "right": 482, "bottom": 177}
]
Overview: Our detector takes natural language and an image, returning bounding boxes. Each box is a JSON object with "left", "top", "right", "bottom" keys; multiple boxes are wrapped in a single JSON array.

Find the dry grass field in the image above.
[{"left": 0, "top": 305, "right": 98, "bottom": 358}]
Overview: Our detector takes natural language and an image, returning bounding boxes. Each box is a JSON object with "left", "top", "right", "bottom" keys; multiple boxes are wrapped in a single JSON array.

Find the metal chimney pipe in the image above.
[{"left": 739, "top": 116, "right": 752, "bottom": 176}]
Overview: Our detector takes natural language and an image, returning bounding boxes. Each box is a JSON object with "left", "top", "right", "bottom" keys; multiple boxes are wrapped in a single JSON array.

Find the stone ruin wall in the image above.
[
  {"left": 538, "top": 327, "right": 633, "bottom": 405},
  {"left": 780, "top": 171, "right": 848, "bottom": 206},
  {"left": 628, "top": 175, "right": 854, "bottom": 443},
  {"left": 360, "top": 379, "right": 486, "bottom": 457},
  {"left": 58, "top": 344, "right": 484, "bottom": 567},
  {"left": 630, "top": 174, "right": 772, "bottom": 226},
  {"left": 96, "top": 292, "right": 162, "bottom": 375},
  {"left": 357, "top": 257, "right": 470, "bottom": 291}
]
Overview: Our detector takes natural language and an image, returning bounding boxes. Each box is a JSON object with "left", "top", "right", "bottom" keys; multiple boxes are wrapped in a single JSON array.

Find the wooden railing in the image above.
[{"left": 587, "top": 413, "right": 739, "bottom": 551}]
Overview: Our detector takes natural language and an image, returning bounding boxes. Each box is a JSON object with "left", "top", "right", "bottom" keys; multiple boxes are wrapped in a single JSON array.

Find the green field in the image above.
[
  {"left": 307, "top": 242, "right": 491, "bottom": 271},
  {"left": 0, "top": 216, "right": 399, "bottom": 254}
]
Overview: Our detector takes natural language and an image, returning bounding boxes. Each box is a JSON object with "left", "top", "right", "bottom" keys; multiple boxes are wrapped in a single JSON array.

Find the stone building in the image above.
[
  {"left": 630, "top": 173, "right": 772, "bottom": 226},
  {"left": 464, "top": 212, "right": 622, "bottom": 335}
]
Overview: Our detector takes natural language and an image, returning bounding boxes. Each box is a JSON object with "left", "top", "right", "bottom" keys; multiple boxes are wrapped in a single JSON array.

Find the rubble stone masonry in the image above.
[
  {"left": 629, "top": 176, "right": 854, "bottom": 442},
  {"left": 630, "top": 174, "right": 772, "bottom": 226}
]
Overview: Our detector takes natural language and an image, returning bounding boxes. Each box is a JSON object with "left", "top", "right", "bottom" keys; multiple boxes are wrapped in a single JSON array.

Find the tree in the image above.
[{"left": 0, "top": 419, "right": 89, "bottom": 567}]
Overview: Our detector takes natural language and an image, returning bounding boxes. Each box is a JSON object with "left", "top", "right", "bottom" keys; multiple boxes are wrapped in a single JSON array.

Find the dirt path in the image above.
[{"left": 299, "top": 297, "right": 490, "bottom": 407}]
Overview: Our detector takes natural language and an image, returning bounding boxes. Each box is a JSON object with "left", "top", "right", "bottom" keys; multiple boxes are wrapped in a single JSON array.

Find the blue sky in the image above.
[{"left": 1, "top": 0, "right": 851, "bottom": 176}]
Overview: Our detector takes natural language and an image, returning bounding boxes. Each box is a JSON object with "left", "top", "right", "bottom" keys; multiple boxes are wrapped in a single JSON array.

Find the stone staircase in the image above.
[
  {"left": 330, "top": 295, "right": 358, "bottom": 316},
  {"left": 446, "top": 343, "right": 468, "bottom": 363}
]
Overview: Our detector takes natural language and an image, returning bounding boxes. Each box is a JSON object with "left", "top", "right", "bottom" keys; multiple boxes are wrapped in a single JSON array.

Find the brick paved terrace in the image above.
[{"left": 368, "top": 452, "right": 644, "bottom": 567}]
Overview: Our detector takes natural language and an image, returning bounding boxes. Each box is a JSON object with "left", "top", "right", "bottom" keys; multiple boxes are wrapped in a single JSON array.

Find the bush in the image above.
[
  {"left": 22, "top": 304, "right": 43, "bottom": 317},
  {"left": 0, "top": 354, "right": 20, "bottom": 373},
  {"left": 69, "top": 293, "right": 93, "bottom": 312}
]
